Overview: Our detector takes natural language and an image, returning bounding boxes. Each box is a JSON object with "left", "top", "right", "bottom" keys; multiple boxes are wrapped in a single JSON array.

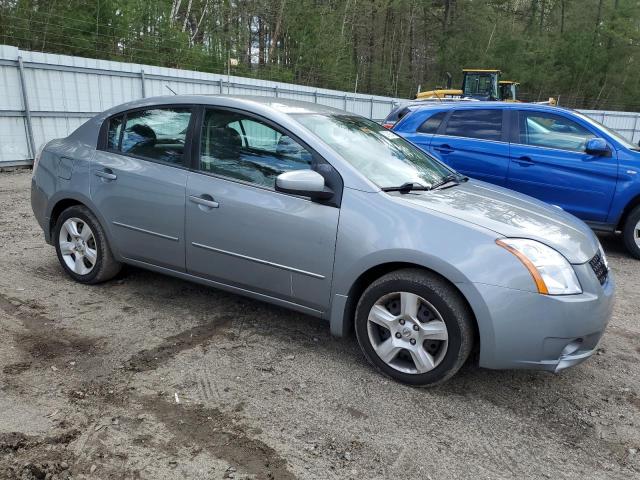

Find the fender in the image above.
[{"left": 46, "top": 191, "right": 124, "bottom": 263}]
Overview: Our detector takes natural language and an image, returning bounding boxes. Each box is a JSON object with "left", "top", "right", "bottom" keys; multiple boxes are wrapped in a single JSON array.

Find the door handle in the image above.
[
  {"left": 189, "top": 194, "right": 219, "bottom": 209},
  {"left": 95, "top": 169, "right": 117, "bottom": 181},
  {"left": 515, "top": 156, "right": 535, "bottom": 166},
  {"left": 434, "top": 144, "right": 454, "bottom": 154}
]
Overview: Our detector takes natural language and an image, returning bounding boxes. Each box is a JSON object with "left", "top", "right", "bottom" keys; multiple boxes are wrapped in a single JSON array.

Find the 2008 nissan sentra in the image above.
[{"left": 31, "top": 96, "right": 615, "bottom": 386}]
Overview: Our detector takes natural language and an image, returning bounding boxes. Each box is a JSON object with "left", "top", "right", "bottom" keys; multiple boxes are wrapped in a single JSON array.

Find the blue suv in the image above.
[{"left": 390, "top": 102, "right": 640, "bottom": 258}]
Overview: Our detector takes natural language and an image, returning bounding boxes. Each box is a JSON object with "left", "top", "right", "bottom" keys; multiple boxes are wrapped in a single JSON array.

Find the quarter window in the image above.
[
  {"left": 417, "top": 111, "right": 448, "bottom": 134},
  {"left": 200, "top": 109, "right": 313, "bottom": 188},
  {"left": 444, "top": 109, "right": 503, "bottom": 141},
  {"left": 119, "top": 108, "right": 192, "bottom": 164},
  {"left": 519, "top": 112, "right": 595, "bottom": 151},
  {"left": 107, "top": 115, "right": 123, "bottom": 150}
]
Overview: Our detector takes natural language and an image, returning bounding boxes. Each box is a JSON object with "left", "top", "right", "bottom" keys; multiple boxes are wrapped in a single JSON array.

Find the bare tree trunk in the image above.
[
  {"left": 182, "top": 0, "right": 193, "bottom": 32},
  {"left": 268, "top": 0, "right": 286, "bottom": 63},
  {"left": 170, "top": 0, "right": 182, "bottom": 25},
  {"left": 258, "top": 16, "right": 266, "bottom": 65}
]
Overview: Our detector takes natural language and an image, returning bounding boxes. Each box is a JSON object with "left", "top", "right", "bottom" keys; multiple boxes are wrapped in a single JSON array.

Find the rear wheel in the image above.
[
  {"left": 354, "top": 269, "right": 474, "bottom": 387},
  {"left": 54, "top": 206, "right": 121, "bottom": 284},
  {"left": 622, "top": 206, "right": 640, "bottom": 260}
]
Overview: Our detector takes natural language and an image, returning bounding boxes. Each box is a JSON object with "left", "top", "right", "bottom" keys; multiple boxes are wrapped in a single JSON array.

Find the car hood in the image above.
[{"left": 398, "top": 180, "right": 598, "bottom": 264}]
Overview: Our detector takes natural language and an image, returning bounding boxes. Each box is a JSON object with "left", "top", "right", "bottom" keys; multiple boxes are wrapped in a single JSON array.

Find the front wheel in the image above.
[
  {"left": 54, "top": 205, "right": 121, "bottom": 284},
  {"left": 622, "top": 206, "right": 640, "bottom": 260},
  {"left": 354, "top": 269, "right": 474, "bottom": 387}
]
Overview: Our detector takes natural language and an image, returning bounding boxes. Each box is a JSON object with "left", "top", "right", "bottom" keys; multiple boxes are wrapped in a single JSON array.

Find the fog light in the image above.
[{"left": 560, "top": 339, "right": 583, "bottom": 357}]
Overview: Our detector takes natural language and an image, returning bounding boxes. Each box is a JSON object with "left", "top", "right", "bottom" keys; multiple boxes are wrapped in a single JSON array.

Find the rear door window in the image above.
[
  {"left": 444, "top": 109, "right": 503, "bottom": 141},
  {"left": 417, "top": 111, "right": 448, "bottom": 134},
  {"left": 120, "top": 108, "right": 192, "bottom": 165}
]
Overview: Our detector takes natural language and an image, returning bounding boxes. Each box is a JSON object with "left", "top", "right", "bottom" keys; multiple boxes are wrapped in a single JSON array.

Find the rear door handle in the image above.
[
  {"left": 515, "top": 156, "right": 535, "bottom": 166},
  {"left": 434, "top": 144, "right": 454, "bottom": 154},
  {"left": 95, "top": 169, "right": 117, "bottom": 180},
  {"left": 189, "top": 194, "right": 219, "bottom": 209}
]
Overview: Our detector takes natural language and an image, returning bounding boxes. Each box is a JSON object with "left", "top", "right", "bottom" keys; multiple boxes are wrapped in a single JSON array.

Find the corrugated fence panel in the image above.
[{"left": 3, "top": 44, "right": 640, "bottom": 166}]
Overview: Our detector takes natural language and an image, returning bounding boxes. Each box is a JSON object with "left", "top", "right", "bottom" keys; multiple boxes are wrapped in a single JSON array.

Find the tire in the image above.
[
  {"left": 354, "top": 268, "right": 474, "bottom": 387},
  {"left": 622, "top": 206, "right": 640, "bottom": 260},
  {"left": 53, "top": 205, "right": 121, "bottom": 284}
]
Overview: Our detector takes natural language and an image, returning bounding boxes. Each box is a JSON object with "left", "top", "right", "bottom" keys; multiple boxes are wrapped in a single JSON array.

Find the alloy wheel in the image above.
[
  {"left": 367, "top": 291, "right": 449, "bottom": 374},
  {"left": 59, "top": 217, "right": 97, "bottom": 275}
]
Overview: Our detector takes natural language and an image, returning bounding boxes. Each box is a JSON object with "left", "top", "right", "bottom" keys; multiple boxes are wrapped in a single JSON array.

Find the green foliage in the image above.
[{"left": 1, "top": 0, "right": 639, "bottom": 110}]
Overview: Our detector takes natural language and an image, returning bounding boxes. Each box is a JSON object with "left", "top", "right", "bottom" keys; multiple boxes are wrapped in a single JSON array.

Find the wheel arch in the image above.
[
  {"left": 335, "top": 261, "right": 480, "bottom": 357},
  {"left": 47, "top": 194, "right": 120, "bottom": 260},
  {"left": 616, "top": 193, "right": 640, "bottom": 231}
]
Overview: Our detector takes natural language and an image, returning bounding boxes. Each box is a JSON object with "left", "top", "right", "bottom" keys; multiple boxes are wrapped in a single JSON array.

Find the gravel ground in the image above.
[{"left": 0, "top": 168, "right": 638, "bottom": 480}]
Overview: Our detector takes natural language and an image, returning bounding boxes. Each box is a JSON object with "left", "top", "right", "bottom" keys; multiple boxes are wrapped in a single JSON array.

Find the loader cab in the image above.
[
  {"left": 499, "top": 81, "right": 520, "bottom": 102},
  {"left": 462, "top": 69, "right": 500, "bottom": 101}
]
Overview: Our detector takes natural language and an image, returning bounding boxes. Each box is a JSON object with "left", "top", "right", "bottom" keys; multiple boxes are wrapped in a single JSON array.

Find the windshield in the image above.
[
  {"left": 294, "top": 114, "right": 454, "bottom": 189},
  {"left": 573, "top": 111, "right": 639, "bottom": 151}
]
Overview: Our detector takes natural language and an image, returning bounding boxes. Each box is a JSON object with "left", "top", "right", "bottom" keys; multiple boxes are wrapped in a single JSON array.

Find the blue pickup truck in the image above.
[{"left": 390, "top": 102, "right": 640, "bottom": 258}]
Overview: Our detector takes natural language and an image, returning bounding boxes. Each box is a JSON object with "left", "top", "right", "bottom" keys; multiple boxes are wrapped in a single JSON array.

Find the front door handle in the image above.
[
  {"left": 515, "top": 156, "right": 535, "bottom": 166},
  {"left": 95, "top": 169, "right": 117, "bottom": 181},
  {"left": 434, "top": 144, "right": 454, "bottom": 154},
  {"left": 189, "top": 194, "right": 219, "bottom": 209}
]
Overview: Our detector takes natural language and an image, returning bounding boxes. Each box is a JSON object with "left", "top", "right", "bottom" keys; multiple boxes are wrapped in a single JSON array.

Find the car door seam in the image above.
[
  {"left": 191, "top": 242, "right": 325, "bottom": 279},
  {"left": 112, "top": 221, "right": 179, "bottom": 242}
]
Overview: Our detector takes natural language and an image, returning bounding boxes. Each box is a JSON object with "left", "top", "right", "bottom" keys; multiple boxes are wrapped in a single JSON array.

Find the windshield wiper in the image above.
[
  {"left": 431, "top": 173, "right": 468, "bottom": 190},
  {"left": 381, "top": 182, "right": 430, "bottom": 194}
]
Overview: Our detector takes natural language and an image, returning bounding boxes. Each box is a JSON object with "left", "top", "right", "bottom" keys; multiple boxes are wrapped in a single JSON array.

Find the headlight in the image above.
[{"left": 496, "top": 238, "right": 582, "bottom": 295}]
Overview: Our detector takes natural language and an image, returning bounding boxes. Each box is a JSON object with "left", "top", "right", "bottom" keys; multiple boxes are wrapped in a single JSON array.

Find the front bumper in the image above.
[{"left": 459, "top": 262, "right": 615, "bottom": 372}]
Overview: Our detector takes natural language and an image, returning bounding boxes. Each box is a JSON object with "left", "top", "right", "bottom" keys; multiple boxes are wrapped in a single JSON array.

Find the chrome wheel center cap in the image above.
[{"left": 401, "top": 326, "right": 412, "bottom": 338}]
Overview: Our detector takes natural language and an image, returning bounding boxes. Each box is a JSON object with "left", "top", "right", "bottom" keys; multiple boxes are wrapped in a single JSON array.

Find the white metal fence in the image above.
[{"left": 2, "top": 44, "right": 640, "bottom": 167}]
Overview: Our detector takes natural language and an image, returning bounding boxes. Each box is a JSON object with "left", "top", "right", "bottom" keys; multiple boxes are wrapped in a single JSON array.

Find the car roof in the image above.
[
  {"left": 405, "top": 101, "right": 573, "bottom": 115},
  {"left": 103, "top": 94, "right": 348, "bottom": 117}
]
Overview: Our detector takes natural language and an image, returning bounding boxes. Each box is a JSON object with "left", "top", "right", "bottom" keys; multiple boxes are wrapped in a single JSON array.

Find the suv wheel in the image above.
[
  {"left": 355, "top": 269, "right": 474, "bottom": 387},
  {"left": 622, "top": 206, "right": 640, "bottom": 260},
  {"left": 54, "top": 206, "right": 121, "bottom": 284}
]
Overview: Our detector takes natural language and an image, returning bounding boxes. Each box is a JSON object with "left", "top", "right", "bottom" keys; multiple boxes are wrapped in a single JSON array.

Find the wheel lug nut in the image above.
[
  {"left": 413, "top": 325, "right": 419, "bottom": 331},
  {"left": 395, "top": 332, "right": 401, "bottom": 339},
  {"left": 410, "top": 338, "right": 416, "bottom": 345},
  {"left": 399, "top": 319, "right": 405, "bottom": 325}
]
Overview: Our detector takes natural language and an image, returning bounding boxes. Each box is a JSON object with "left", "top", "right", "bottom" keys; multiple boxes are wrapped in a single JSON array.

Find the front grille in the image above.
[{"left": 589, "top": 252, "right": 608, "bottom": 285}]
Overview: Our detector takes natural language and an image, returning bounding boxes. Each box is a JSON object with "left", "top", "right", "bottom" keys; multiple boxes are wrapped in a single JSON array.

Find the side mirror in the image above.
[
  {"left": 275, "top": 170, "right": 333, "bottom": 200},
  {"left": 585, "top": 138, "right": 609, "bottom": 156}
]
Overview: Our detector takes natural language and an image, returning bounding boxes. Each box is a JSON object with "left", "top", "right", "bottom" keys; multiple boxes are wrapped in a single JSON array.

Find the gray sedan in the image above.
[{"left": 31, "top": 96, "right": 614, "bottom": 386}]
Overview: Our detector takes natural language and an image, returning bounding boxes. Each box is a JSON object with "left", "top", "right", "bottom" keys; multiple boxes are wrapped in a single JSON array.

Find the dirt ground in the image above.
[{"left": 0, "top": 169, "right": 638, "bottom": 480}]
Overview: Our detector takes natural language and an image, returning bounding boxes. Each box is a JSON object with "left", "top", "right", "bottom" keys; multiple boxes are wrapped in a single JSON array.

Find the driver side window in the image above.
[
  {"left": 519, "top": 112, "right": 595, "bottom": 152},
  {"left": 200, "top": 109, "right": 314, "bottom": 188}
]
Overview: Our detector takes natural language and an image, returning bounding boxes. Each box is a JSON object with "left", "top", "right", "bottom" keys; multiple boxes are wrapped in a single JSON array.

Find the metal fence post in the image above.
[
  {"left": 17, "top": 56, "right": 36, "bottom": 160},
  {"left": 343, "top": 94, "right": 347, "bottom": 111},
  {"left": 274, "top": 85, "right": 279, "bottom": 98},
  {"left": 314, "top": 90, "right": 318, "bottom": 103},
  {"left": 633, "top": 114, "right": 640, "bottom": 144},
  {"left": 219, "top": 79, "right": 223, "bottom": 94},
  {"left": 370, "top": 96, "right": 374, "bottom": 119},
  {"left": 140, "top": 69, "right": 146, "bottom": 98}
]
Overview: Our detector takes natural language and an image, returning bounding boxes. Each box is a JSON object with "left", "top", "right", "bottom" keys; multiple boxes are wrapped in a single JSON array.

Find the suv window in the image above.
[
  {"left": 200, "top": 109, "right": 313, "bottom": 188},
  {"left": 417, "top": 111, "right": 448, "bottom": 134},
  {"left": 444, "top": 109, "right": 502, "bottom": 141},
  {"left": 119, "top": 108, "right": 192, "bottom": 165},
  {"left": 519, "top": 111, "right": 595, "bottom": 151}
]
